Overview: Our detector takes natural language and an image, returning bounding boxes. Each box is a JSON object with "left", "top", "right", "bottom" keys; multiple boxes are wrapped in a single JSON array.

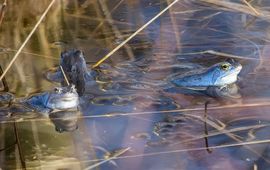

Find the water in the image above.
[{"left": 1, "top": 0, "right": 270, "bottom": 169}]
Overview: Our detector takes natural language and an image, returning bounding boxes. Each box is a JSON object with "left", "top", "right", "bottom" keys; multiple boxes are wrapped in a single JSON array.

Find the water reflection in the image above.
[
  {"left": 49, "top": 110, "right": 80, "bottom": 133},
  {"left": 206, "top": 83, "right": 241, "bottom": 100},
  {"left": 147, "top": 112, "right": 270, "bottom": 169}
]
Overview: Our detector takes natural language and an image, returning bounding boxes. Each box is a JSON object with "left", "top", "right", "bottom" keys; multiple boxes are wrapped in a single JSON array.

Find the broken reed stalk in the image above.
[
  {"left": 0, "top": 0, "right": 7, "bottom": 27},
  {"left": 59, "top": 65, "right": 70, "bottom": 86},
  {"left": 92, "top": 0, "right": 179, "bottom": 68},
  {"left": 0, "top": 0, "right": 56, "bottom": 82}
]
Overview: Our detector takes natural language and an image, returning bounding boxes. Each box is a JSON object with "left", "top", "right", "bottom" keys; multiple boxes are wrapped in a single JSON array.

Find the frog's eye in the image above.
[
  {"left": 54, "top": 87, "right": 62, "bottom": 94},
  {"left": 220, "top": 63, "right": 230, "bottom": 71}
]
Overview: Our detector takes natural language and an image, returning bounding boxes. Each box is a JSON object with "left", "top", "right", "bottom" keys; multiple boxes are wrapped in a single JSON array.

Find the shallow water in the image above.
[{"left": 1, "top": 0, "right": 270, "bottom": 169}]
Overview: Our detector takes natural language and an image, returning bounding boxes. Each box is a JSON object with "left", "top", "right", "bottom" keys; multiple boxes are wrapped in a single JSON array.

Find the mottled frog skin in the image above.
[
  {"left": 25, "top": 85, "right": 79, "bottom": 113},
  {"left": 170, "top": 61, "right": 242, "bottom": 89}
]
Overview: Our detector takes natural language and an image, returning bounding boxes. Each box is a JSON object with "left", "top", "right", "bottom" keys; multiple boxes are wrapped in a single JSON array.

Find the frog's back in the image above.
[
  {"left": 25, "top": 92, "right": 51, "bottom": 114},
  {"left": 169, "top": 67, "right": 214, "bottom": 88}
]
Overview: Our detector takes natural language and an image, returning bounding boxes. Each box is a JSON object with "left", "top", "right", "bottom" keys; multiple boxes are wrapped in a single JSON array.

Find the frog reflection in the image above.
[
  {"left": 49, "top": 110, "right": 80, "bottom": 133},
  {"left": 164, "top": 83, "right": 241, "bottom": 101},
  {"left": 206, "top": 83, "right": 241, "bottom": 100}
]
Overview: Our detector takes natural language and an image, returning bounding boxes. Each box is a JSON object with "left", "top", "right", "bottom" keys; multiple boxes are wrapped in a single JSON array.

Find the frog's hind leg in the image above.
[{"left": 26, "top": 96, "right": 51, "bottom": 116}]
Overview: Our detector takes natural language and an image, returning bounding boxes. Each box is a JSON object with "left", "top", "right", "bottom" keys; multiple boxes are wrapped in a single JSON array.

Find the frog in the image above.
[
  {"left": 0, "top": 85, "right": 80, "bottom": 123},
  {"left": 169, "top": 60, "right": 242, "bottom": 90},
  {"left": 46, "top": 49, "right": 96, "bottom": 96},
  {"left": 23, "top": 85, "right": 79, "bottom": 114}
]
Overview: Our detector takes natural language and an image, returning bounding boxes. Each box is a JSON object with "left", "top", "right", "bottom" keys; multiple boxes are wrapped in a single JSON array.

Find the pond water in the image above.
[{"left": 1, "top": 0, "right": 270, "bottom": 169}]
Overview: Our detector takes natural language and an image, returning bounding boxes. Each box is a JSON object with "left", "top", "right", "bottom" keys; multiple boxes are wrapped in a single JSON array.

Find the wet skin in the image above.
[
  {"left": 26, "top": 85, "right": 79, "bottom": 113},
  {"left": 170, "top": 61, "right": 242, "bottom": 89}
]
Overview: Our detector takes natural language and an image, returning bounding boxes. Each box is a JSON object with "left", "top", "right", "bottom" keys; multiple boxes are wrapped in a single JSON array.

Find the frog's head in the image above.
[
  {"left": 209, "top": 60, "right": 242, "bottom": 86},
  {"left": 46, "top": 85, "right": 79, "bottom": 110}
]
